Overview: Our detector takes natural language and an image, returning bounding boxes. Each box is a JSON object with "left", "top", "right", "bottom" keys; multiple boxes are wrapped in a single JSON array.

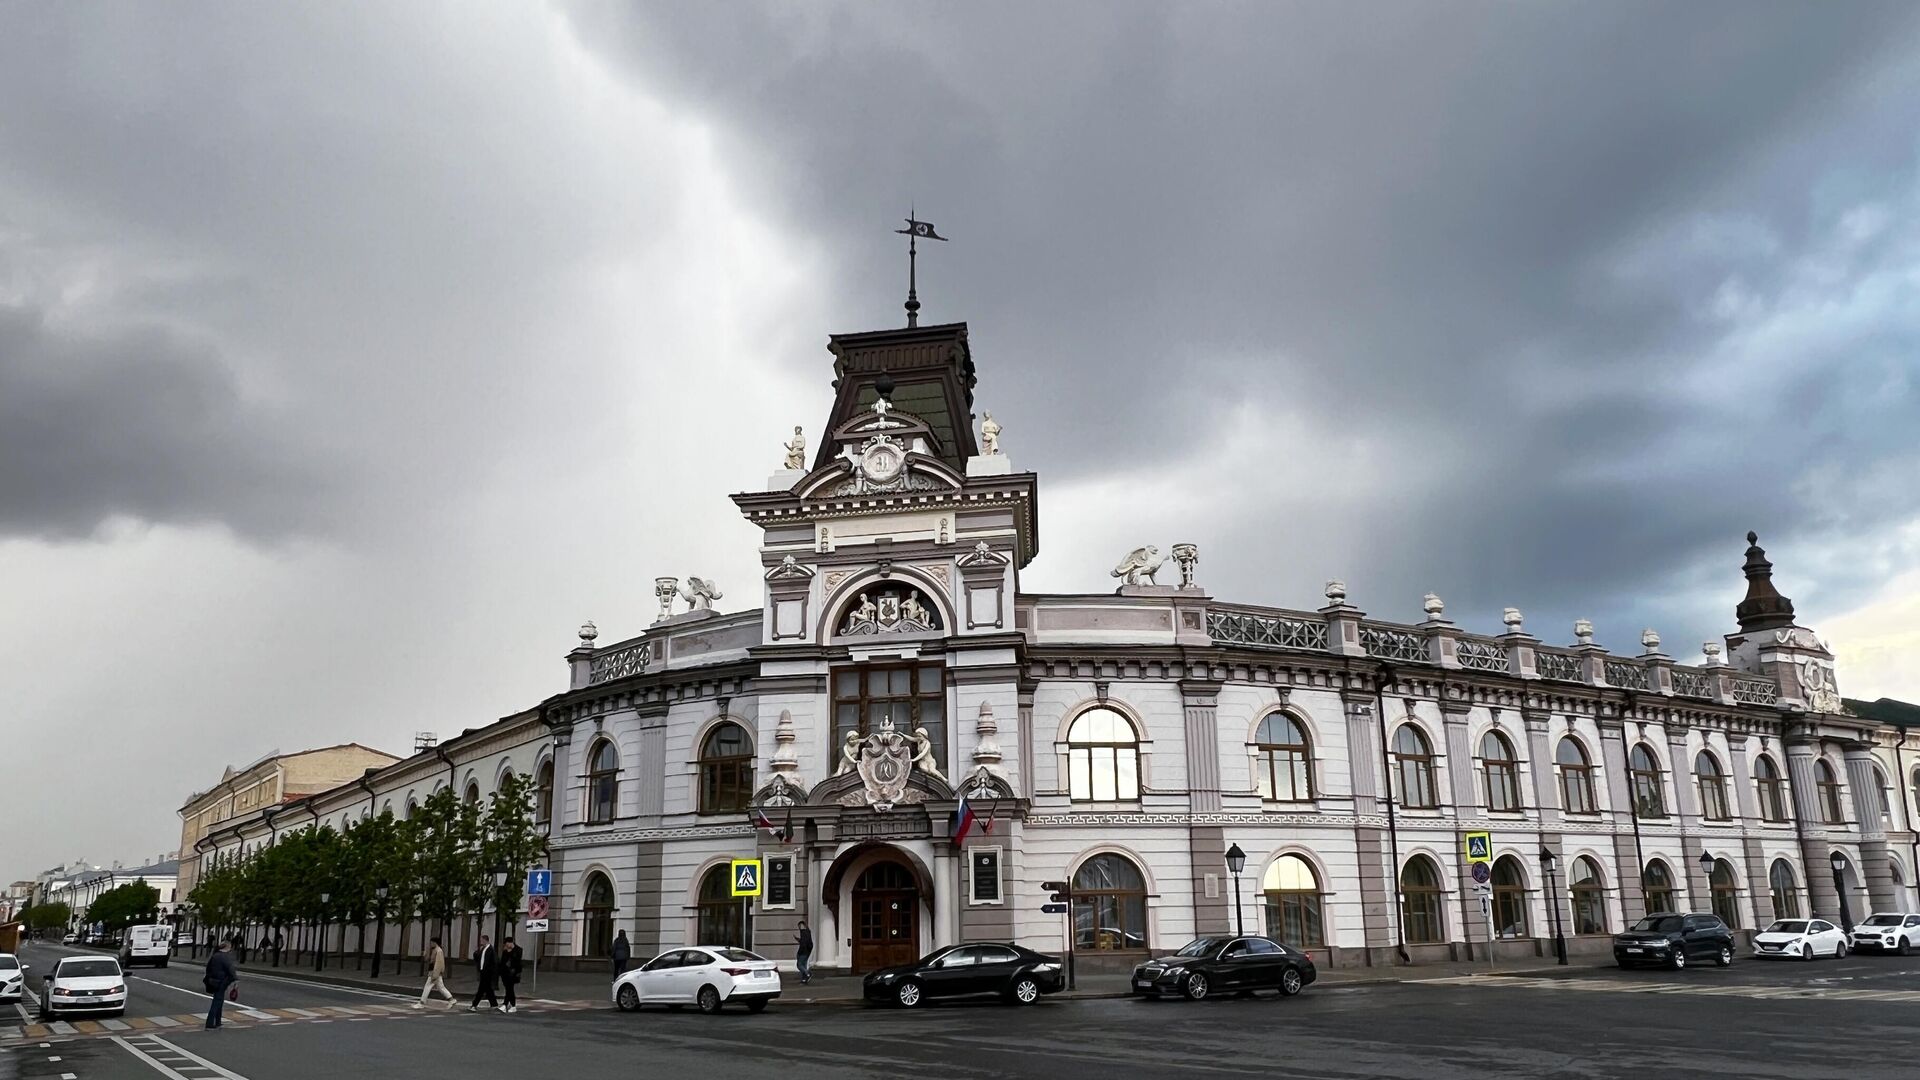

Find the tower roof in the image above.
[
  {"left": 815, "top": 322, "right": 978, "bottom": 471},
  {"left": 1735, "top": 530, "right": 1797, "bottom": 632}
]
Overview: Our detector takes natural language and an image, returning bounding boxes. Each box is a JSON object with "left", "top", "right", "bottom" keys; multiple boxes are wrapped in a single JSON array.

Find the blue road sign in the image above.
[
  {"left": 1041, "top": 902, "right": 1069, "bottom": 914},
  {"left": 527, "top": 869, "right": 552, "bottom": 897}
]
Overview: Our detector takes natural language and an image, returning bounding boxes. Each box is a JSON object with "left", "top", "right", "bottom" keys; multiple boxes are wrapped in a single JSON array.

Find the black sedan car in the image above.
[
  {"left": 863, "top": 943, "right": 1066, "bottom": 1007},
  {"left": 1132, "top": 935, "right": 1316, "bottom": 1000},
  {"left": 1612, "top": 912, "right": 1735, "bottom": 969}
]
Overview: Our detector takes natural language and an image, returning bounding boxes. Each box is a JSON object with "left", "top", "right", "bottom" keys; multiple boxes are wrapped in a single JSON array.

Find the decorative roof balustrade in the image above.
[
  {"left": 1207, "top": 608, "right": 1330, "bottom": 652},
  {"left": 1730, "top": 675, "right": 1779, "bottom": 706},
  {"left": 1455, "top": 637, "right": 1510, "bottom": 673},
  {"left": 1360, "top": 626, "right": 1427, "bottom": 663},
  {"left": 1671, "top": 668, "right": 1715, "bottom": 699},
  {"left": 588, "top": 639, "right": 651, "bottom": 685},
  {"left": 1604, "top": 659, "right": 1650, "bottom": 691},
  {"left": 1535, "top": 650, "right": 1584, "bottom": 682}
]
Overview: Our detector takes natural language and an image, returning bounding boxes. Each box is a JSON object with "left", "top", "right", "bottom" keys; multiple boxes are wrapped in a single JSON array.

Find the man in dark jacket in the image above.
[
  {"left": 468, "top": 935, "right": 499, "bottom": 1012},
  {"left": 204, "top": 941, "right": 238, "bottom": 1029},
  {"left": 498, "top": 938, "right": 524, "bottom": 1014},
  {"left": 795, "top": 919, "right": 814, "bottom": 985},
  {"left": 610, "top": 930, "right": 631, "bottom": 978}
]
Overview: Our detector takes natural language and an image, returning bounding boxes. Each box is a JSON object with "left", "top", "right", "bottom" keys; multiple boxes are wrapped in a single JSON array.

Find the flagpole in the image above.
[{"left": 905, "top": 227, "right": 919, "bottom": 327}]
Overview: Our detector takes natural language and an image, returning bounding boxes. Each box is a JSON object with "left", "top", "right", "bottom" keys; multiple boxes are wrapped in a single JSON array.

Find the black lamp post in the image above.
[
  {"left": 1830, "top": 852, "right": 1854, "bottom": 934},
  {"left": 1698, "top": 851, "right": 1718, "bottom": 923},
  {"left": 316, "top": 892, "right": 330, "bottom": 972},
  {"left": 491, "top": 868, "right": 510, "bottom": 945},
  {"left": 1224, "top": 844, "right": 1248, "bottom": 937},
  {"left": 372, "top": 883, "right": 389, "bottom": 979},
  {"left": 1539, "top": 846, "right": 1567, "bottom": 966}
]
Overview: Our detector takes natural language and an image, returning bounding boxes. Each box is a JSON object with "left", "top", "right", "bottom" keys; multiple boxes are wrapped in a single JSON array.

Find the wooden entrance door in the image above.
[{"left": 852, "top": 861, "right": 919, "bottom": 971}]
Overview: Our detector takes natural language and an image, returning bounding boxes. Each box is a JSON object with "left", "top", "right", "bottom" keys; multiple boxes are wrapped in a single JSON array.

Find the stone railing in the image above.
[
  {"left": 1604, "top": 659, "right": 1651, "bottom": 691},
  {"left": 1360, "top": 625, "right": 1428, "bottom": 663},
  {"left": 1535, "top": 650, "right": 1584, "bottom": 682},
  {"left": 1455, "top": 637, "right": 1509, "bottom": 673},
  {"left": 588, "top": 639, "right": 651, "bottom": 685},
  {"left": 1730, "top": 675, "right": 1779, "bottom": 706},
  {"left": 1671, "top": 668, "right": 1715, "bottom": 699},
  {"left": 1207, "top": 608, "right": 1329, "bottom": 652}
]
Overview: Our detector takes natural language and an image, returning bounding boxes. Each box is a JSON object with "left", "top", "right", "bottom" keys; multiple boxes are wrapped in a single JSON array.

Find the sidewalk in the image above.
[{"left": 204, "top": 950, "right": 1598, "bottom": 1006}]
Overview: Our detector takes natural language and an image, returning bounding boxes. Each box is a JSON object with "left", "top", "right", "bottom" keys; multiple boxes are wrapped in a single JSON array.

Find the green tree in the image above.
[
  {"left": 22, "top": 902, "right": 72, "bottom": 932},
  {"left": 88, "top": 880, "right": 161, "bottom": 934},
  {"left": 413, "top": 788, "right": 467, "bottom": 948},
  {"left": 481, "top": 772, "right": 547, "bottom": 937}
]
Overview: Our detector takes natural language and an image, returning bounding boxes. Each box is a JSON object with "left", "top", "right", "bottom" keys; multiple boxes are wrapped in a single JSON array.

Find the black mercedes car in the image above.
[
  {"left": 1612, "top": 912, "right": 1735, "bottom": 969},
  {"left": 863, "top": 943, "right": 1066, "bottom": 1007},
  {"left": 1131, "top": 935, "right": 1317, "bottom": 1000}
]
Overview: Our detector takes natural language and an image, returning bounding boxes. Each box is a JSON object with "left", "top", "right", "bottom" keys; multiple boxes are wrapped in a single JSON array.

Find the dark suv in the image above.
[{"left": 1612, "top": 912, "right": 1734, "bottom": 969}]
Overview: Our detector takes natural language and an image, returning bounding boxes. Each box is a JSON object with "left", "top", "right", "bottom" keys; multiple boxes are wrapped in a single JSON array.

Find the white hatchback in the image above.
[
  {"left": 40, "top": 956, "right": 127, "bottom": 1018},
  {"left": 0, "top": 953, "right": 25, "bottom": 1001},
  {"left": 1753, "top": 918, "right": 1848, "bottom": 961},
  {"left": 1851, "top": 912, "right": 1920, "bottom": 955},
  {"left": 612, "top": 946, "right": 782, "bottom": 1015}
]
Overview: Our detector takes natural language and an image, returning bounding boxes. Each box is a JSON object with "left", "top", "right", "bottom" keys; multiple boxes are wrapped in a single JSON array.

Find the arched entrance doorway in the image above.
[{"left": 852, "top": 860, "right": 919, "bottom": 971}]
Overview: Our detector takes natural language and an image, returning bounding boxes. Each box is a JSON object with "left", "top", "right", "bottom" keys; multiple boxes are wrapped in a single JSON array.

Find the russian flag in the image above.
[
  {"left": 751, "top": 808, "right": 778, "bottom": 833},
  {"left": 951, "top": 794, "right": 978, "bottom": 843}
]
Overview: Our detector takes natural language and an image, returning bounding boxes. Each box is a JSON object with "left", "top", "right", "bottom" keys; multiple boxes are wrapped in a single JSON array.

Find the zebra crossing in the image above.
[
  {"left": 1419, "top": 973, "right": 1920, "bottom": 1002},
  {"left": 0, "top": 998, "right": 603, "bottom": 1049}
]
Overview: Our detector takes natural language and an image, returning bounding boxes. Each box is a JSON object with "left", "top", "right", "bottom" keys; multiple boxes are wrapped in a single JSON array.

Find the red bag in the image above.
[{"left": 227, "top": 984, "right": 240, "bottom": 1002}]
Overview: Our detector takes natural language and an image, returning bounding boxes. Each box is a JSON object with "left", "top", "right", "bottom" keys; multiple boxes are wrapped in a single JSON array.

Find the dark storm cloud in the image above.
[
  {"left": 562, "top": 1, "right": 1920, "bottom": 651},
  {"left": 0, "top": 303, "right": 333, "bottom": 539}
]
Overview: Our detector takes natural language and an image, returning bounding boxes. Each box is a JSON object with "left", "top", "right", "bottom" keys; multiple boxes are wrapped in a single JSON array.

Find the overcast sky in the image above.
[{"left": 5, "top": 2, "right": 1919, "bottom": 879}]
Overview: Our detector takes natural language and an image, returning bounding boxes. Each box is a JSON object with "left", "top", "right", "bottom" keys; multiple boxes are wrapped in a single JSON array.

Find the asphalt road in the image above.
[{"left": 7, "top": 949, "right": 1920, "bottom": 1080}]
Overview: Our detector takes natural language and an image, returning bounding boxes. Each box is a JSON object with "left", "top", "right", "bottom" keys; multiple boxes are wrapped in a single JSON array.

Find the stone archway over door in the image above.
[{"left": 852, "top": 861, "right": 919, "bottom": 972}]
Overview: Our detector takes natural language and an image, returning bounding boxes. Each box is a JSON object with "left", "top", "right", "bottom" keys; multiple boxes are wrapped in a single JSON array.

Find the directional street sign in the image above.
[
  {"left": 1463, "top": 831, "right": 1492, "bottom": 862},
  {"left": 527, "top": 869, "right": 552, "bottom": 897},
  {"left": 1041, "top": 903, "right": 1068, "bottom": 914},
  {"left": 731, "top": 858, "right": 762, "bottom": 898}
]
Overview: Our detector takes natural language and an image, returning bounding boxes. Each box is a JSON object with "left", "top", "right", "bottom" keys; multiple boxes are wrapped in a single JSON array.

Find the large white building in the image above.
[{"left": 200, "top": 315, "right": 1919, "bottom": 975}]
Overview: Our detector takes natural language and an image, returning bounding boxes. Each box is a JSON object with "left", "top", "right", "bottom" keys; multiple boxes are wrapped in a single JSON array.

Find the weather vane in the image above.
[{"left": 895, "top": 210, "right": 947, "bottom": 327}]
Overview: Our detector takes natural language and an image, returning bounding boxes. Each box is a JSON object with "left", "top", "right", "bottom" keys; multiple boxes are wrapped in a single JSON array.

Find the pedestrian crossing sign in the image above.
[
  {"left": 731, "top": 858, "right": 762, "bottom": 898},
  {"left": 1464, "top": 831, "right": 1492, "bottom": 862}
]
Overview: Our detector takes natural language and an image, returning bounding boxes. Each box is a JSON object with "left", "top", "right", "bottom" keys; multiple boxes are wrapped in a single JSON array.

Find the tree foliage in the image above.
[
  {"left": 21, "top": 902, "right": 72, "bottom": 931},
  {"left": 87, "top": 880, "right": 161, "bottom": 932}
]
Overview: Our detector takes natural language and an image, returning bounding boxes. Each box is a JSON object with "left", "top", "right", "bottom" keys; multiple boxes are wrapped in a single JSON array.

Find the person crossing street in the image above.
[
  {"left": 498, "top": 937, "right": 523, "bottom": 1014},
  {"left": 414, "top": 937, "right": 456, "bottom": 1010},
  {"left": 468, "top": 934, "right": 500, "bottom": 1012},
  {"left": 203, "top": 940, "right": 238, "bottom": 1029}
]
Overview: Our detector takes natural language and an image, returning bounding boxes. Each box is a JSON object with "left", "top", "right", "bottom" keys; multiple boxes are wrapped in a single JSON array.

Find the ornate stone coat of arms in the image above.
[{"left": 834, "top": 717, "right": 944, "bottom": 810}]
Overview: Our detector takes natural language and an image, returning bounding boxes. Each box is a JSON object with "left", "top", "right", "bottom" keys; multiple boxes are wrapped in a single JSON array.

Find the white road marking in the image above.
[
  {"left": 149, "top": 1015, "right": 181, "bottom": 1027},
  {"left": 115, "top": 1034, "right": 255, "bottom": 1080},
  {"left": 127, "top": 976, "right": 274, "bottom": 1020},
  {"left": 215, "top": 970, "right": 421, "bottom": 1003}
]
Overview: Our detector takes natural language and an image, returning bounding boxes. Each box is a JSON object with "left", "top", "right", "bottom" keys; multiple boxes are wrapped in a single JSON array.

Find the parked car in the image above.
[
  {"left": 1850, "top": 913, "right": 1920, "bottom": 955},
  {"left": 612, "top": 946, "right": 781, "bottom": 1014},
  {"left": 61, "top": 933, "right": 80, "bottom": 945},
  {"left": 119, "top": 924, "right": 172, "bottom": 968},
  {"left": 38, "top": 956, "right": 126, "bottom": 1019},
  {"left": 1131, "top": 935, "right": 1317, "bottom": 1000},
  {"left": 1611, "top": 912, "right": 1734, "bottom": 969},
  {"left": 863, "top": 943, "right": 1066, "bottom": 1007},
  {"left": 0, "top": 954, "right": 25, "bottom": 1002},
  {"left": 1754, "top": 918, "right": 1848, "bottom": 960}
]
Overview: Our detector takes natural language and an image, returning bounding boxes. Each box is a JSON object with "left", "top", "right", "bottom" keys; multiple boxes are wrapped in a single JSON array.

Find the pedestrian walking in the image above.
[
  {"left": 468, "top": 934, "right": 499, "bottom": 1012},
  {"left": 795, "top": 919, "right": 814, "bottom": 985},
  {"left": 610, "top": 929, "right": 631, "bottom": 978},
  {"left": 498, "top": 938, "right": 523, "bottom": 1014},
  {"left": 271, "top": 932, "right": 282, "bottom": 967},
  {"left": 203, "top": 940, "right": 238, "bottom": 1029},
  {"left": 233, "top": 934, "right": 248, "bottom": 965},
  {"left": 414, "top": 936, "right": 456, "bottom": 1010}
]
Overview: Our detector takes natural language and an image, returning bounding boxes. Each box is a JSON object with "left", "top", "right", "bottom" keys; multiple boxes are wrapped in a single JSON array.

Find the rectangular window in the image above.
[
  {"left": 832, "top": 662, "right": 947, "bottom": 770},
  {"left": 765, "top": 855, "right": 793, "bottom": 908},
  {"left": 970, "top": 848, "right": 1002, "bottom": 904}
]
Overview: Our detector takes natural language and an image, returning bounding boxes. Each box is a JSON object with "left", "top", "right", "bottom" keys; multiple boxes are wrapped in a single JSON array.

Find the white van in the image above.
[{"left": 119, "top": 924, "right": 172, "bottom": 968}]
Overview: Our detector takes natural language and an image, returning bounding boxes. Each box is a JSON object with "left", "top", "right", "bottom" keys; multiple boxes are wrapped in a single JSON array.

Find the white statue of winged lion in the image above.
[
  {"left": 1111, "top": 545, "right": 1166, "bottom": 586},
  {"left": 680, "top": 576, "right": 723, "bottom": 611}
]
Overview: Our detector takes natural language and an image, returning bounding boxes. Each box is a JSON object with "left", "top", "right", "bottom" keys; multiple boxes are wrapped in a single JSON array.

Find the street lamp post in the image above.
[
  {"left": 491, "top": 868, "right": 509, "bottom": 946},
  {"left": 1224, "top": 844, "right": 1248, "bottom": 937},
  {"left": 1699, "top": 851, "right": 1717, "bottom": 922},
  {"left": 316, "top": 893, "right": 330, "bottom": 972},
  {"left": 1539, "top": 847, "right": 1567, "bottom": 966},
  {"left": 1830, "top": 852, "right": 1854, "bottom": 934},
  {"left": 372, "top": 883, "right": 389, "bottom": 980}
]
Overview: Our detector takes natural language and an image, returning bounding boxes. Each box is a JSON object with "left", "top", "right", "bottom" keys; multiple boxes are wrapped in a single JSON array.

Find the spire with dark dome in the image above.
[{"left": 1735, "top": 530, "right": 1797, "bottom": 632}]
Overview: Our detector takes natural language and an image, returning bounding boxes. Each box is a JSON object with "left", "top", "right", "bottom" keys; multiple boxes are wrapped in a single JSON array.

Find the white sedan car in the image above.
[
  {"left": 39, "top": 955, "right": 127, "bottom": 1019},
  {"left": 612, "top": 946, "right": 782, "bottom": 1015},
  {"left": 1753, "top": 918, "right": 1848, "bottom": 960},
  {"left": 0, "top": 953, "right": 25, "bottom": 1001}
]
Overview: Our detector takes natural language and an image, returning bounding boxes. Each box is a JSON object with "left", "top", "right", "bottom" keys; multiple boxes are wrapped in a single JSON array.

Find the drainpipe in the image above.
[
  {"left": 1370, "top": 660, "right": 1412, "bottom": 965},
  {"left": 1896, "top": 731, "right": 1917, "bottom": 910},
  {"left": 1620, "top": 691, "right": 1649, "bottom": 907},
  {"left": 434, "top": 744, "right": 458, "bottom": 951}
]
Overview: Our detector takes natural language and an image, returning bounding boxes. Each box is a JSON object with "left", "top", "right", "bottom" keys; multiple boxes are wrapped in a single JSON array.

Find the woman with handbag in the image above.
[{"left": 203, "top": 940, "right": 238, "bottom": 1029}]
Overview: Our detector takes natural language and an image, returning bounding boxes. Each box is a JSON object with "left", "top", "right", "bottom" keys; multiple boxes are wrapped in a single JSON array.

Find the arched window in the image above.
[
  {"left": 535, "top": 760, "right": 555, "bottom": 825},
  {"left": 699, "top": 722, "right": 755, "bottom": 814},
  {"left": 1480, "top": 731, "right": 1521, "bottom": 813},
  {"left": 1557, "top": 737, "right": 1597, "bottom": 815},
  {"left": 1912, "top": 768, "right": 1920, "bottom": 824},
  {"left": 1261, "top": 855, "right": 1324, "bottom": 948},
  {"left": 1400, "top": 856, "right": 1445, "bottom": 944},
  {"left": 1629, "top": 744, "right": 1666, "bottom": 819},
  {"left": 1072, "top": 854, "right": 1148, "bottom": 951},
  {"left": 1570, "top": 856, "right": 1607, "bottom": 935},
  {"left": 1254, "top": 714, "right": 1313, "bottom": 802},
  {"left": 1491, "top": 856, "right": 1529, "bottom": 939},
  {"left": 697, "top": 865, "right": 745, "bottom": 947},
  {"left": 1642, "top": 859, "right": 1676, "bottom": 914},
  {"left": 1710, "top": 859, "right": 1741, "bottom": 929},
  {"left": 1392, "top": 726, "right": 1438, "bottom": 809},
  {"left": 1695, "top": 751, "right": 1731, "bottom": 821},
  {"left": 1769, "top": 859, "right": 1800, "bottom": 919},
  {"left": 1754, "top": 755, "right": 1789, "bottom": 823},
  {"left": 465, "top": 781, "right": 481, "bottom": 807},
  {"left": 581, "top": 872, "right": 615, "bottom": 957},
  {"left": 1815, "top": 760, "right": 1845, "bottom": 824},
  {"left": 1874, "top": 767, "right": 1893, "bottom": 825},
  {"left": 1066, "top": 709, "right": 1141, "bottom": 803},
  {"left": 586, "top": 739, "right": 620, "bottom": 824},
  {"left": 832, "top": 663, "right": 947, "bottom": 771}
]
